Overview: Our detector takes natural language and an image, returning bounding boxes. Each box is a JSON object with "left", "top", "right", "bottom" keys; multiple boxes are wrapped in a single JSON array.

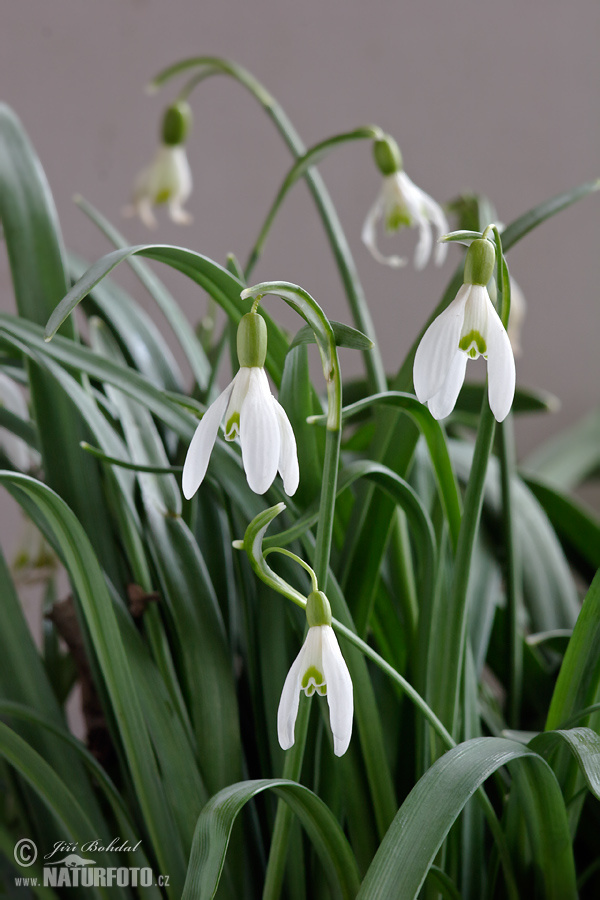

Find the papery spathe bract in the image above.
[
  {"left": 122, "top": 144, "right": 192, "bottom": 229},
  {"left": 277, "top": 624, "right": 353, "bottom": 757},
  {"left": 362, "top": 170, "right": 448, "bottom": 270},
  {"left": 182, "top": 366, "right": 299, "bottom": 498}
]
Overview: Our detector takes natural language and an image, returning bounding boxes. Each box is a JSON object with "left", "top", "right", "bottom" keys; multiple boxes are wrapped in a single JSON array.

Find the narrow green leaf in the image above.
[
  {"left": 530, "top": 727, "right": 600, "bottom": 800},
  {"left": 522, "top": 409, "right": 600, "bottom": 490},
  {"left": 357, "top": 737, "right": 576, "bottom": 900},
  {"left": 182, "top": 779, "right": 361, "bottom": 900},
  {"left": 0, "top": 472, "right": 187, "bottom": 894}
]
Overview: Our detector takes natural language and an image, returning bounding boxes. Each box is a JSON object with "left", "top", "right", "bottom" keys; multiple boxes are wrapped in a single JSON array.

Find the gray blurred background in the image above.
[{"left": 1, "top": 0, "right": 599, "bottom": 564}]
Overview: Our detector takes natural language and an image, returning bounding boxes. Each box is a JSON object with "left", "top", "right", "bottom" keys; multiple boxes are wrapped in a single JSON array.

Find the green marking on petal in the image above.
[
  {"left": 155, "top": 188, "right": 171, "bottom": 205},
  {"left": 385, "top": 207, "right": 412, "bottom": 233},
  {"left": 459, "top": 330, "right": 487, "bottom": 356},
  {"left": 316, "top": 684, "right": 327, "bottom": 696},
  {"left": 225, "top": 411, "right": 240, "bottom": 439},
  {"left": 302, "top": 666, "right": 324, "bottom": 691}
]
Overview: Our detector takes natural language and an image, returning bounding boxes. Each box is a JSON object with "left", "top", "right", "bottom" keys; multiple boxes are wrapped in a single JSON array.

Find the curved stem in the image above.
[
  {"left": 244, "top": 126, "right": 382, "bottom": 279},
  {"left": 151, "top": 57, "right": 387, "bottom": 394}
]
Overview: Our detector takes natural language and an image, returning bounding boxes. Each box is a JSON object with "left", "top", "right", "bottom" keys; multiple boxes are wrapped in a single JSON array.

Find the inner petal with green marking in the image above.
[
  {"left": 385, "top": 206, "right": 412, "bottom": 233},
  {"left": 459, "top": 330, "right": 487, "bottom": 359},
  {"left": 225, "top": 411, "right": 240, "bottom": 440},
  {"left": 302, "top": 665, "right": 326, "bottom": 697}
]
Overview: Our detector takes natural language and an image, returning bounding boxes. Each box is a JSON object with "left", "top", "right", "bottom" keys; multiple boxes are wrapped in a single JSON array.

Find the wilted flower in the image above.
[
  {"left": 182, "top": 313, "right": 299, "bottom": 498},
  {"left": 362, "top": 135, "right": 448, "bottom": 270},
  {"left": 278, "top": 591, "right": 353, "bottom": 757},
  {"left": 413, "top": 238, "right": 516, "bottom": 422},
  {"left": 122, "top": 102, "right": 193, "bottom": 229}
]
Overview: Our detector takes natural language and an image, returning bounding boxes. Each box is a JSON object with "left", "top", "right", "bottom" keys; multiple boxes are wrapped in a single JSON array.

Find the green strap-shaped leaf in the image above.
[
  {"left": 0, "top": 472, "right": 187, "bottom": 895},
  {"left": 182, "top": 778, "right": 361, "bottom": 900},
  {"left": 73, "top": 198, "right": 211, "bottom": 389},
  {"left": 530, "top": 727, "right": 600, "bottom": 799},
  {"left": 357, "top": 737, "right": 576, "bottom": 900},
  {"left": 43, "top": 244, "right": 289, "bottom": 385},
  {"left": 0, "top": 103, "right": 120, "bottom": 582}
]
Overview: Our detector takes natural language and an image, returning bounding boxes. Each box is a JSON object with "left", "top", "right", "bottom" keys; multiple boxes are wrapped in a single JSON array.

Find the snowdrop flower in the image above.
[
  {"left": 182, "top": 312, "right": 299, "bottom": 498},
  {"left": 0, "top": 372, "right": 39, "bottom": 471},
  {"left": 278, "top": 591, "right": 353, "bottom": 757},
  {"left": 413, "top": 238, "right": 516, "bottom": 422},
  {"left": 123, "top": 102, "right": 193, "bottom": 229},
  {"left": 362, "top": 135, "right": 448, "bottom": 270}
]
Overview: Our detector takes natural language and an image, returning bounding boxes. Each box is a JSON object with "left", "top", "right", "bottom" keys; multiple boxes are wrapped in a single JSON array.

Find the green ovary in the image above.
[{"left": 458, "top": 330, "right": 487, "bottom": 358}]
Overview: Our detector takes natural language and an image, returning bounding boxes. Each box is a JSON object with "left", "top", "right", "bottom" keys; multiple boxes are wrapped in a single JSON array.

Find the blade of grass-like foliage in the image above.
[
  {"left": 546, "top": 570, "right": 600, "bottom": 730},
  {"left": 0, "top": 472, "right": 187, "bottom": 895},
  {"left": 0, "top": 549, "right": 108, "bottom": 833},
  {"left": 0, "top": 721, "right": 119, "bottom": 900},
  {"left": 89, "top": 319, "right": 242, "bottom": 795},
  {"left": 0, "top": 406, "right": 39, "bottom": 450},
  {"left": 523, "top": 474, "right": 600, "bottom": 575},
  {"left": 500, "top": 178, "right": 600, "bottom": 250},
  {"left": 43, "top": 244, "right": 289, "bottom": 384},
  {"left": 522, "top": 409, "right": 600, "bottom": 489},
  {"left": 73, "top": 197, "right": 211, "bottom": 389},
  {"left": 310, "top": 391, "right": 461, "bottom": 550},
  {"left": 357, "top": 737, "right": 576, "bottom": 900},
  {"left": 450, "top": 441, "right": 579, "bottom": 631},
  {"left": 290, "top": 321, "right": 374, "bottom": 352},
  {"left": 530, "top": 727, "right": 600, "bottom": 799},
  {"left": 0, "top": 314, "right": 195, "bottom": 437},
  {"left": 0, "top": 104, "right": 120, "bottom": 581},
  {"left": 181, "top": 778, "right": 361, "bottom": 900},
  {"left": 0, "top": 701, "right": 159, "bottom": 887},
  {"left": 279, "top": 344, "right": 325, "bottom": 505},
  {"left": 68, "top": 252, "right": 184, "bottom": 392}
]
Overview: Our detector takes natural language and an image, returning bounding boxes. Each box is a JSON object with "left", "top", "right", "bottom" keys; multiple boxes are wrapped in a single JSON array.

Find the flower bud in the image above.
[
  {"left": 464, "top": 238, "right": 495, "bottom": 287},
  {"left": 373, "top": 135, "right": 403, "bottom": 176},
  {"left": 236, "top": 312, "right": 268, "bottom": 368},
  {"left": 306, "top": 590, "right": 332, "bottom": 627},
  {"left": 161, "top": 101, "right": 192, "bottom": 146}
]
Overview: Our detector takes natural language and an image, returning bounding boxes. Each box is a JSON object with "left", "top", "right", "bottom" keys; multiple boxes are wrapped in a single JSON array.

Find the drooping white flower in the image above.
[
  {"left": 278, "top": 591, "right": 353, "bottom": 757},
  {"left": 0, "top": 372, "right": 39, "bottom": 471},
  {"left": 122, "top": 144, "right": 192, "bottom": 229},
  {"left": 413, "top": 238, "right": 516, "bottom": 422},
  {"left": 182, "top": 312, "right": 298, "bottom": 498},
  {"left": 362, "top": 140, "right": 448, "bottom": 270},
  {"left": 123, "top": 102, "right": 193, "bottom": 229},
  {"left": 362, "top": 171, "right": 448, "bottom": 270}
]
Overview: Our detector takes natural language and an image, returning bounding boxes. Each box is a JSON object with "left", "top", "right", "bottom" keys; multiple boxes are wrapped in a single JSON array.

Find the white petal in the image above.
[
  {"left": 413, "top": 212, "right": 433, "bottom": 271},
  {"left": 239, "top": 368, "right": 280, "bottom": 494},
  {"left": 224, "top": 367, "right": 252, "bottom": 439},
  {"left": 277, "top": 647, "right": 306, "bottom": 751},
  {"left": 168, "top": 201, "right": 193, "bottom": 225},
  {"left": 320, "top": 626, "right": 353, "bottom": 757},
  {"left": 427, "top": 350, "right": 468, "bottom": 419},
  {"left": 136, "top": 199, "right": 158, "bottom": 229},
  {"left": 273, "top": 399, "right": 299, "bottom": 496},
  {"left": 419, "top": 191, "right": 449, "bottom": 266},
  {"left": 413, "top": 284, "right": 471, "bottom": 402},
  {"left": 361, "top": 191, "right": 407, "bottom": 268},
  {"left": 181, "top": 382, "right": 234, "bottom": 499},
  {"left": 485, "top": 300, "right": 516, "bottom": 422}
]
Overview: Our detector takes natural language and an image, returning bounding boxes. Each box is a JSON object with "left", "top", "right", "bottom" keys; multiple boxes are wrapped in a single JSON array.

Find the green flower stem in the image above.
[
  {"left": 244, "top": 127, "right": 382, "bottom": 280},
  {"left": 498, "top": 414, "right": 522, "bottom": 728},
  {"left": 263, "top": 332, "right": 343, "bottom": 900},
  {"left": 151, "top": 57, "right": 387, "bottom": 395},
  {"left": 435, "top": 401, "right": 496, "bottom": 737}
]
